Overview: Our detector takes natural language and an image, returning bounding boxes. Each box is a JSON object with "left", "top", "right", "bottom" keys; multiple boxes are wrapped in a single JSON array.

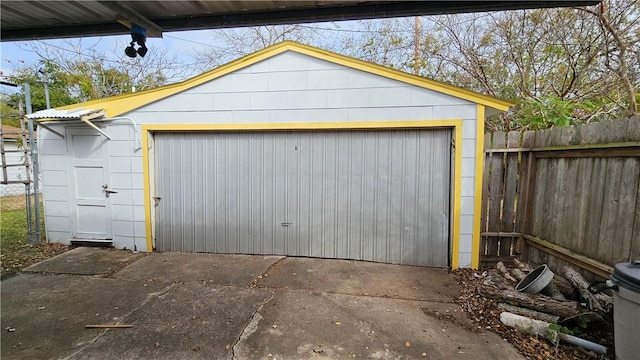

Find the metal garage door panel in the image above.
[{"left": 154, "top": 129, "right": 451, "bottom": 266}]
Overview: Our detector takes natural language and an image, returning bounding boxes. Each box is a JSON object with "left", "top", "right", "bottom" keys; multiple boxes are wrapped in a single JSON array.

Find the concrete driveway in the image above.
[{"left": 1, "top": 248, "right": 522, "bottom": 360}]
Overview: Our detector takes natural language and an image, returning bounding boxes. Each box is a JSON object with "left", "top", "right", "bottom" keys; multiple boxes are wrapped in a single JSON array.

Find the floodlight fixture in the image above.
[{"left": 125, "top": 25, "right": 148, "bottom": 58}]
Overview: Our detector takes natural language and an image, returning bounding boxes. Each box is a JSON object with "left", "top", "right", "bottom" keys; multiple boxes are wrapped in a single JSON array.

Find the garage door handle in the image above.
[{"left": 281, "top": 222, "right": 293, "bottom": 227}]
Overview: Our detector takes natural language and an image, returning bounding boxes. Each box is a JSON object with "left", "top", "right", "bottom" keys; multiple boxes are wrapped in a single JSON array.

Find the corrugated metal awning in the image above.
[{"left": 26, "top": 108, "right": 109, "bottom": 139}]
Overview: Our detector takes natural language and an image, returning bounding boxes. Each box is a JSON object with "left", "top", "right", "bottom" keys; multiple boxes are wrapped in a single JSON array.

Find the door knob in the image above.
[{"left": 103, "top": 188, "right": 118, "bottom": 197}]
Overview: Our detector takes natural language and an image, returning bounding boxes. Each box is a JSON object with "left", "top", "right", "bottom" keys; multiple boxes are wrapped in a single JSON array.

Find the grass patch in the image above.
[
  {"left": 1, "top": 194, "right": 30, "bottom": 211},
  {"left": 1, "top": 208, "right": 31, "bottom": 247},
  {"left": 1, "top": 198, "right": 68, "bottom": 278}
]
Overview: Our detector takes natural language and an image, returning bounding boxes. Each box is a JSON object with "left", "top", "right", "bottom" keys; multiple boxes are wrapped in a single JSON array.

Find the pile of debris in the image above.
[{"left": 453, "top": 259, "right": 615, "bottom": 359}]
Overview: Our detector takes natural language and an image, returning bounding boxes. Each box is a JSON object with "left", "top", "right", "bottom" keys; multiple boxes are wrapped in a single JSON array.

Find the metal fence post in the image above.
[{"left": 24, "top": 83, "right": 41, "bottom": 245}]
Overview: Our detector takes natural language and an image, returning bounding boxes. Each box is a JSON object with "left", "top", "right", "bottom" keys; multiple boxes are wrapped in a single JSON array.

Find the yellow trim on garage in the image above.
[
  {"left": 142, "top": 130, "right": 153, "bottom": 253},
  {"left": 472, "top": 105, "right": 486, "bottom": 269},
  {"left": 451, "top": 124, "right": 463, "bottom": 269},
  {"left": 142, "top": 119, "right": 462, "bottom": 132},
  {"left": 58, "top": 41, "right": 513, "bottom": 118},
  {"left": 142, "top": 119, "right": 463, "bottom": 267}
]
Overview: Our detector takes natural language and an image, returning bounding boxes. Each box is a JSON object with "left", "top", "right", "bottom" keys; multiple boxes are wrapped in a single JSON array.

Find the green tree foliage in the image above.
[
  {"left": 3, "top": 39, "right": 184, "bottom": 113},
  {"left": 6, "top": 60, "right": 81, "bottom": 111}
]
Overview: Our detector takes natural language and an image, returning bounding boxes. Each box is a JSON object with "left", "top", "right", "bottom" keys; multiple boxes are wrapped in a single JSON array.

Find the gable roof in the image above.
[{"left": 61, "top": 41, "right": 513, "bottom": 118}]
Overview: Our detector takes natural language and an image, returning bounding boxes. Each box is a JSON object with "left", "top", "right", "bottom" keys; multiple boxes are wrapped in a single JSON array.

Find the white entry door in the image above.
[{"left": 66, "top": 128, "right": 112, "bottom": 240}]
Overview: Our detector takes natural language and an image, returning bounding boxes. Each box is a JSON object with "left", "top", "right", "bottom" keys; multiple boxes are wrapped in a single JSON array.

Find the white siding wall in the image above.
[
  {"left": 40, "top": 122, "right": 144, "bottom": 251},
  {"left": 41, "top": 50, "right": 480, "bottom": 265},
  {"left": 39, "top": 125, "right": 71, "bottom": 242},
  {"left": 106, "top": 123, "right": 145, "bottom": 251}
]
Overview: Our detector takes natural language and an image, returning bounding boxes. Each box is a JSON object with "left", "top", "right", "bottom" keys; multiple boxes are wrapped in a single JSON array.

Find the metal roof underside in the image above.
[{"left": 1, "top": 1, "right": 601, "bottom": 41}]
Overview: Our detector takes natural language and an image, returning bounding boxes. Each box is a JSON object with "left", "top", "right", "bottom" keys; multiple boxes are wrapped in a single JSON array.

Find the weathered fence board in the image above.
[
  {"left": 481, "top": 117, "right": 640, "bottom": 278},
  {"left": 614, "top": 158, "right": 639, "bottom": 264},
  {"left": 632, "top": 178, "right": 640, "bottom": 261},
  {"left": 487, "top": 133, "right": 506, "bottom": 257},
  {"left": 500, "top": 132, "right": 519, "bottom": 256}
]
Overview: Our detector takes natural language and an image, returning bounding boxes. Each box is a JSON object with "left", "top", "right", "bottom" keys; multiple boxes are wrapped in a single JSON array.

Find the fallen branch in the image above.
[
  {"left": 479, "top": 286, "right": 583, "bottom": 319},
  {"left": 496, "top": 262, "right": 518, "bottom": 282},
  {"left": 513, "top": 258, "right": 534, "bottom": 272},
  {"left": 561, "top": 266, "right": 612, "bottom": 314},
  {"left": 497, "top": 303, "right": 560, "bottom": 324},
  {"left": 551, "top": 276, "right": 575, "bottom": 299},
  {"left": 85, "top": 324, "right": 133, "bottom": 329},
  {"left": 542, "top": 281, "right": 566, "bottom": 301},
  {"left": 511, "top": 268, "right": 527, "bottom": 281}
]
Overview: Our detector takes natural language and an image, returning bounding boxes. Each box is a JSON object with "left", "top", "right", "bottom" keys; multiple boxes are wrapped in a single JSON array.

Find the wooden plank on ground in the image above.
[{"left": 523, "top": 234, "right": 613, "bottom": 278}]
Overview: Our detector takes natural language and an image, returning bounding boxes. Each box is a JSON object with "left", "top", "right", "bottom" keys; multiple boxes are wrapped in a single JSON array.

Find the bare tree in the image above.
[
  {"left": 577, "top": 0, "right": 639, "bottom": 115},
  {"left": 12, "top": 39, "right": 189, "bottom": 100},
  {"left": 192, "top": 24, "right": 326, "bottom": 71}
]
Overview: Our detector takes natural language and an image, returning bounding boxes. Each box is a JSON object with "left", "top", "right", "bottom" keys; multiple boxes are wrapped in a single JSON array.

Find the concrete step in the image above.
[{"left": 70, "top": 239, "right": 114, "bottom": 247}]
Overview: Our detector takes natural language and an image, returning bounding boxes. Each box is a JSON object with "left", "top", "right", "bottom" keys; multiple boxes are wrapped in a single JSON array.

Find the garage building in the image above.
[{"left": 29, "top": 41, "right": 511, "bottom": 268}]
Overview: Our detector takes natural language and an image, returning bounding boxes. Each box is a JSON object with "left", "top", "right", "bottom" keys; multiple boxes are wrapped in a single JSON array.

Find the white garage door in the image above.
[{"left": 153, "top": 129, "right": 452, "bottom": 266}]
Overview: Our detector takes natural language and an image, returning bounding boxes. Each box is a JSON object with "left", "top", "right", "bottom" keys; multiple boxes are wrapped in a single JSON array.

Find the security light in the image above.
[
  {"left": 125, "top": 25, "right": 148, "bottom": 58},
  {"left": 124, "top": 45, "right": 137, "bottom": 58}
]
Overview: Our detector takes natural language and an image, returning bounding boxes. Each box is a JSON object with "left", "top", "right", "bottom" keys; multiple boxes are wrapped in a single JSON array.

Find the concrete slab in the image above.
[
  {"left": 22, "top": 247, "right": 146, "bottom": 276},
  {"left": 255, "top": 257, "right": 461, "bottom": 302},
  {"left": 112, "top": 253, "right": 284, "bottom": 287},
  {"left": 234, "top": 289, "right": 523, "bottom": 360},
  {"left": 234, "top": 290, "right": 521, "bottom": 359},
  {"left": 2, "top": 253, "right": 523, "bottom": 360},
  {"left": 1, "top": 274, "right": 168, "bottom": 360},
  {"left": 70, "top": 284, "right": 274, "bottom": 360}
]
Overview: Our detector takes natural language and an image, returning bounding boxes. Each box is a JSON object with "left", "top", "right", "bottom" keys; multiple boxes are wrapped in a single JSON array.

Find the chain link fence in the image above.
[
  {"left": 1, "top": 184, "right": 30, "bottom": 210},
  {"left": 1, "top": 120, "right": 43, "bottom": 245}
]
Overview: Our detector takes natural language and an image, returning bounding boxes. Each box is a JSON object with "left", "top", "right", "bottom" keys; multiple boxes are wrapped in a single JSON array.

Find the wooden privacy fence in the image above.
[{"left": 480, "top": 117, "right": 640, "bottom": 279}]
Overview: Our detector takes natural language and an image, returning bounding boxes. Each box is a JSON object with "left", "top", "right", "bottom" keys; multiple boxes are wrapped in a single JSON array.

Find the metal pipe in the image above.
[
  {"left": 24, "top": 83, "right": 41, "bottom": 245},
  {"left": 25, "top": 183, "right": 33, "bottom": 243},
  {"left": 559, "top": 333, "right": 607, "bottom": 355},
  {"left": 500, "top": 312, "right": 607, "bottom": 355},
  {"left": 109, "top": 116, "right": 142, "bottom": 150}
]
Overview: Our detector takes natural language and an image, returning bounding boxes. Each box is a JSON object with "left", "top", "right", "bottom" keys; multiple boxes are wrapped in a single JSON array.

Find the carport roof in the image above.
[
  {"left": 1, "top": 1, "right": 600, "bottom": 41},
  {"left": 58, "top": 41, "right": 514, "bottom": 118}
]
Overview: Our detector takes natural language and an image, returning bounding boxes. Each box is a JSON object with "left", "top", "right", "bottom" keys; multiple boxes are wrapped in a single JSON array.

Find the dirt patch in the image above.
[
  {"left": 1, "top": 243, "right": 70, "bottom": 279},
  {"left": 0, "top": 194, "right": 30, "bottom": 211},
  {"left": 452, "top": 269, "right": 615, "bottom": 360}
]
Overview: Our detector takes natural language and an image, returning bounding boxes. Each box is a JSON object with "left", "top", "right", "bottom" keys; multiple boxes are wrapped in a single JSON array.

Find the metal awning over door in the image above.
[{"left": 153, "top": 129, "right": 451, "bottom": 266}]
